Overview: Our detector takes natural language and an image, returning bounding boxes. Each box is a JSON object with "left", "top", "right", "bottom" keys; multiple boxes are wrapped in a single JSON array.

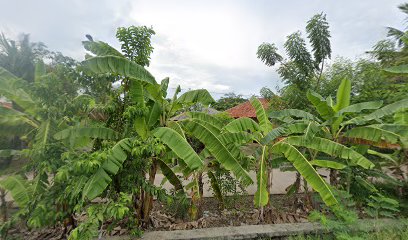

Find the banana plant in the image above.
[
  {"left": 222, "top": 97, "right": 337, "bottom": 221},
  {"left": 57, "top": 40, "right": 253, "bottom": 225},
  {"left": 270, "top": 78, "right": 407, "bottom": 193}
]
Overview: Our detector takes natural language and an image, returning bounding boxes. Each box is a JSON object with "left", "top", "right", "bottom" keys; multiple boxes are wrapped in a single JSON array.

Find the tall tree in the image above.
[
  {"left": 257, "top": 13, "right": 331, "bottom": 109},
  {"left": 212, "top": 92, "right": 247, "bottom": 111},
  {"left": 0, "top": 33, "right": 48, "bottom": 82}
]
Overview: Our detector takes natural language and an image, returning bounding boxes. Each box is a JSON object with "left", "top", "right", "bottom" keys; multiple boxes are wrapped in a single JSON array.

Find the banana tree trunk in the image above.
[
  {"left": 0, "top": 189, "right": 7, "bottom": 222},
  {"left": 293, "top": 172, "right": 301, "bottom": 209},
  {"left": 329, "top": 169, "right": 337, "bottom": 186},
  {"left": 267, "top": 167, "right": 272, "bottom": 208},
  {"left": 142, "top": 159, "right": 157, "bottom": 225},
  {"left": 197, "top": 172, "right": 204, "bottom": 217}
]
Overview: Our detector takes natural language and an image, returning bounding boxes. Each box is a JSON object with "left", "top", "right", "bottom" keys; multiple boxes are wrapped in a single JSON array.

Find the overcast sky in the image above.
[{"left": 1, "top": 0, "right": 406, "bottom": 98}]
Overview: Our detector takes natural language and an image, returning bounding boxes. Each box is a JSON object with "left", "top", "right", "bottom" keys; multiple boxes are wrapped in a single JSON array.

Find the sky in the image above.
[{"left": 0, "top": 0, "right": 406, "bottom": 98}]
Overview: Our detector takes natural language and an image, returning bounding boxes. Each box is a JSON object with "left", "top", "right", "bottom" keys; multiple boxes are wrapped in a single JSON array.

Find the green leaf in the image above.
[
  {"left": 188, "top": 112, "right": 224, "bottom": 129},
  {"left": 307, "top": 90, "right": 334, "bottom": 120},
  {"left": 34, "top": 60, "right": 46, "bottom": 83},
  {"left": 223, "top": 117, "right": 260, "bottom": 133},
  {"left": 83, "top": 138, "right": 132, "bottom": 200},
  {"left": 344, "top": 125, "right": 401, "bottom": 144},
  {"left": 384, "top": 64, "right": 408, "bottom": 74},
  {"left": 0, "top": 149, "right": 21, "bottom": 158},
  {"left": 254, "top": 146, "right": 269, "bottom": 207},
  {"left": 394, "top": 110, "right": 408, "bottom": 124},
  {"left": 82, "top": 55, "right": 156, "bottom": 84},
  {"left": 160, "top": 77, "right": 170, "bottom": 98},
  {"left": 271, "top": 142, "right": 337, "bottom": 206},
  {"left": 0, "top": 175, "right": 31, "bottom": 207},
  {"left": 218, "top": 132, "right": 253, "bottom": 145},
  {"left": 157, "top": 159, "right": 183, "bottom": 192},
  {"left": 270, "top": 109, "right": 317, "bottom": 121},
  {"left": 333, "top": 79, "right": 351, "bottom": 112},
  {"left": 260, "top": 127, "right": 287, "bottom": 145},
  {"left": 336, "top": 101, "right": 383, "bottom": 116},
  {"left": 310, "top": 160, "right": 346, "bottom": 170},
  {"left": 208, "top": 171, "right": 223, "bottom": 205},
  {"left": 346, "top": 99, "right": 408, "bottom": 125},
  {"left": 167, "top": 121, "right": 186, "bottom": 139},
  {"left": 185, "top": 119, "right": 253, "bottom": 186},
  {"left": 355, "top": 176, "right": 377, "bottom": 193},
  {"left": 153, "top": 127, "right": 203, "bottom": 170},
  {"left": 250, "top": 97, "right": 273, "bottom": 134},
  {"left": 35, "top": 120, "right": 52, "bottom": 148},
  {"left": 82, "top": 40, "right": 124, "bottom": 57},
  {"left": 176, "top": 89, "right": 214, "bottom": 106},
  {"left": 54, "top": 127, "right": 119, "bottom": 141},
  {"left": 0, "top": 67, "right": 36, "bottom": 114},
  {"left": 285, "top": 136, "right": 374, "bottom": 169},
  {"left": 367, "top": 149, "right": 396, "bottom": 163},
  {"left": 147, "top": 103, "right": 162, "bottom": 127}
]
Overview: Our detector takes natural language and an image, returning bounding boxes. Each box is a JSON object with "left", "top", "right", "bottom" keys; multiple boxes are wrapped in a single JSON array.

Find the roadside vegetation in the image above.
[{"left": 0, "top": 3, "right": 407, "bottom": 240}]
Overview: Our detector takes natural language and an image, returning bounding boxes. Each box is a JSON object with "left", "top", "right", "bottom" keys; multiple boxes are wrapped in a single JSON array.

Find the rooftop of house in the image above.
[{"left": 225, "top": 98, "right": 269, "bottom": 118}]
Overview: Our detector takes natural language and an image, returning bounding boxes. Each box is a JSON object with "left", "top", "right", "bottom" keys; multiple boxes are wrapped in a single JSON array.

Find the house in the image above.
[{"left": 225, "top": 98, "right": 269, "bottom": 119}]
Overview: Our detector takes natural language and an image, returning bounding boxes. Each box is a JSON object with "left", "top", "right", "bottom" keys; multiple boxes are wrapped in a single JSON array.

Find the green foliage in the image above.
[
  {"left": 306, "top": 13, "right": 331, "bottom": 66},
  {"left": 185, "top": 119, "right": 253, "bottom": 186},
  {"left": 82, "top": 55, "right": 156, "bottom": 84},
  {"left": 212, "top": 92, "right": 247, "bottom": 111},
  {"left": 116, "top": 26, "right": 155, "bottom": 67},
  {"left": 257, "top": 43, "right": 283, "bottom": 66},
  {"left": 365, "top": 194, "right": 400, "bottom": 219},
  {"left": 82, "top": 138, "right": 132, "bottom": 200},
  {"left": 0, "top": 175, "right": 31, "bottom": 207},
  {"left": 271, "top": 141, "right": 338, "bottom": 206}
]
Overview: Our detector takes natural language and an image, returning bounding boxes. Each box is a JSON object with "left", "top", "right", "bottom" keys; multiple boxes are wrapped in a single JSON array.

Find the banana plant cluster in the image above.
[
  {"left": 52, "top": 40, "right": 257, "bottom": 227},
  {"left": 270, "top": 78, "right": 408, "bottom": 193}
]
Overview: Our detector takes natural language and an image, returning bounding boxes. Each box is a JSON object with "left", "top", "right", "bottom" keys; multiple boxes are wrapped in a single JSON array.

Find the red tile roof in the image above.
[
  {"left": 226, "top": 98, "right": 269, "bottom": 118},
  {"left": 0, "top": 101, "right": 12, "bottom": 109}
]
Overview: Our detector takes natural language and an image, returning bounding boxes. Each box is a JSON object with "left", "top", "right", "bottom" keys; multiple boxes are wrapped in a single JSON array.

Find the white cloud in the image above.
[{"left": 0, "top": 0, "right": 406, "bottom": 98}]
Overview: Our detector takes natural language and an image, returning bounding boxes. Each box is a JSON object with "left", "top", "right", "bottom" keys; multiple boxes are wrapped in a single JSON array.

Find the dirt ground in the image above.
[
  {"left": 148, "top": 194, "right": 311, "bottom": 231},
  {"left": 4, "top": 194, "right": 314, "bottom": 239}
]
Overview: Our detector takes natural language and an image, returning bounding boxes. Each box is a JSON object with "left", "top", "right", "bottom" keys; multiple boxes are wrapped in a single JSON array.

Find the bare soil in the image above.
[{"left": 4, "top": 194, "right": 313, "bottom": 239}]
